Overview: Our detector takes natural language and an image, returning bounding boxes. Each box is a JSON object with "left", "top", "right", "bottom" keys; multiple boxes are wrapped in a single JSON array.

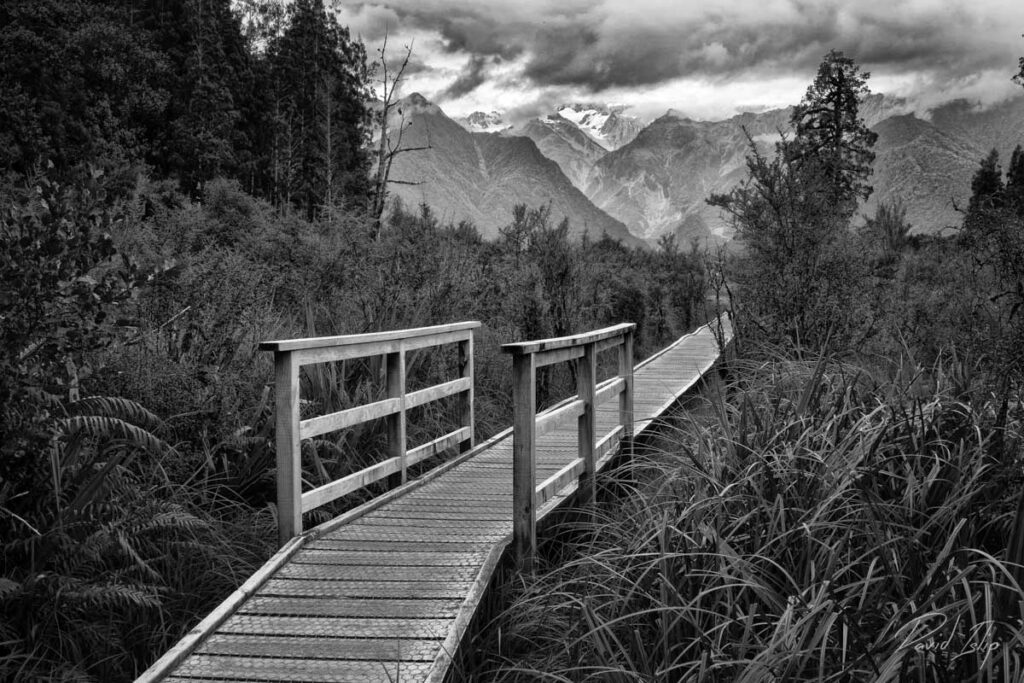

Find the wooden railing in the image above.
[
  {"left": 260, "top": 321, "right": 480, "bottom": 546},
  {"left": 502, "top": 323, "right": 635, "bottom": 571}
]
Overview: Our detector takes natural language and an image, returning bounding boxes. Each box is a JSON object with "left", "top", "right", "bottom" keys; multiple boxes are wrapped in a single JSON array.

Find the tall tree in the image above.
[
  {"left": 787, "top": 49, "right": 878, "bottom": 214},
  {"left": 0, "top": 0, "right": 168, "bottom": 178},
  {"left": 130, "top": 0, "right": 257, "bottom": 194},
  {"left": 265, "top": 0, "right": 370, "bottom": 218},
  {"left": 708, "top": 50, "right": 878, "bottom": 350},
  {"left": 968, "top": 148, "right": 1005, "bottom": 214},
  {"left": 1006, "top": 144, "right": 1024, "bottom": 217}
]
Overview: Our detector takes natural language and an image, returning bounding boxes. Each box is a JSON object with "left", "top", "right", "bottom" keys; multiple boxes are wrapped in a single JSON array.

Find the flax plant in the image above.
[{"left": 472, "top": 356, "right": 1024, "bottom": 682}]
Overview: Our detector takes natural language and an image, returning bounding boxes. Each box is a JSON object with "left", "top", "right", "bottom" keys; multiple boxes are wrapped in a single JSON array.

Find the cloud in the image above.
[
  {"left": 339, "top": 1, "right": 1024, "bottom": 118},
  {"left": 339, "top": 3, "right": 402, "bottom": 42},
  {"left": 440, "top": 55, "right": 490, "bottom": 99}
]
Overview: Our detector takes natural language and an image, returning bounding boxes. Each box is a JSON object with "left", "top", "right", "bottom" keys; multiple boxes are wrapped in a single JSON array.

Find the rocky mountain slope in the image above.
[
  {"left": 930, "top": 97, "right": 1024, "bottom": 162},
  {"left": 516, "top": 114, "right": 609, "bottom": 188},
  {"left": 866, "top": 114, "right": 983, "bottom": 232},
  {"left": 385, "top": 94, "right": 643, "bottom": 246},
  {"left": 582, "top": 94, "right": 1023, "bottom": 241},
  {"left": 459, "top": 104, "right": 642, "bottom": 191},
  {"left": 583, "top": 108, "right": 792, "bottom": 242},
  {"left": 430, "top": 93, "right": 1024, "bottom": 245},
  {"left": 458, "top": 111, "right": 512, "bottom": 133},
  {"left": 553, "top": 104, "right": 643, "bottom": 151}
]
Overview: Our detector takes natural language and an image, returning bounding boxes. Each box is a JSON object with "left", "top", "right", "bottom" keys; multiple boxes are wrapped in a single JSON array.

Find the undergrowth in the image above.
[{"left": 468, "top": 355, "right": 1024, "bottom": 682}]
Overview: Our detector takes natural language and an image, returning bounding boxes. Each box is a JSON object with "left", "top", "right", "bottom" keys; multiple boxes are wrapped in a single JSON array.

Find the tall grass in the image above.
[{"left": 469, "top": 356, "right": 1024, "bottom": 682}]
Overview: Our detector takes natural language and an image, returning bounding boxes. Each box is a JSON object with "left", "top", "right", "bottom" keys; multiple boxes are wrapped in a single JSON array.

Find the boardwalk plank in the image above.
[
  {"left": 260, "top": 579, "right": 472, "bottom": 599},
  {"left": 240, "top": 596, "right": 463, "bottom": 619},
  {"left": 217, "top": 614, "right": 451, "bottom": 638},
  {"left": 277, "top": 564, "right": 482, "bottom": 582},
  {"left": 304, "top": 539, "right": 486, "bottom": 552},
  {"left": 291, "top": 550, "right": 489, "bottom": 567},
  {"left": 197, "top": 634, "right": 443, "bottom": 661},
  {"left": 173, "top": 656, "right": 431, "bottom": 682}
]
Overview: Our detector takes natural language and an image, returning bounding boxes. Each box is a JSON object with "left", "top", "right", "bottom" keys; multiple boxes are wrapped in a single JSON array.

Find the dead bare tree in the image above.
[{"left": 370, "top": 30, "right": 430, "bottom": 239}]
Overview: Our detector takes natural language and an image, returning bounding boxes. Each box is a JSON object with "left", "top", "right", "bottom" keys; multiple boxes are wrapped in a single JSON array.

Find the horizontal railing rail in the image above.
[
  {"left": 260, "top": 321, "right": 480, "bottom": 546},
  {"left": 502, "top": 322, "right": 635, "bottom": 571}
]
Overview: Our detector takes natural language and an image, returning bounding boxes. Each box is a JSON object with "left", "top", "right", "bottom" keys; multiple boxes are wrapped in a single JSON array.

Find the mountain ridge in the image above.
[
  {"left": 433, "top": 92, "right": 1024, "bottom": 244},
  {"left": 386, "top": 94, "right": 645, "bottom": 247},
  {"left": 580, "top": 93, "right": 1024, "bottom": 241}
]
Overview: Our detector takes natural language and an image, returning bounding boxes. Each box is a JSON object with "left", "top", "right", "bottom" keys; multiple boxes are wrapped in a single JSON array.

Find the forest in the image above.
[{"left": 2, "top": 0, "right": 1024, "bottom": 680}]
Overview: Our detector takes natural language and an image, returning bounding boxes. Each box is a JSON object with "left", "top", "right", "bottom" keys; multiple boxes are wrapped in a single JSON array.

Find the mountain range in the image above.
[
  {"left": 388, "top": 92, "right": 1024, "bottom": 246},
  {"left": 385, "top": 94, "right": 644, "bottom": 246}
]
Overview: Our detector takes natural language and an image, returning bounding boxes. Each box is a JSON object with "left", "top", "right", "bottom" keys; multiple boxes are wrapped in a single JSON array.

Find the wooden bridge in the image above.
[{"left": 138, "top": 316, "right": 733, "bottom": 683}]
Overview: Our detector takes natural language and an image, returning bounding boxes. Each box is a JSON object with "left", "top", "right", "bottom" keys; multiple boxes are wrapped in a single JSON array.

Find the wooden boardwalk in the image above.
[{"left": 140, "top": 318, "right": 731, "bottom": 683}]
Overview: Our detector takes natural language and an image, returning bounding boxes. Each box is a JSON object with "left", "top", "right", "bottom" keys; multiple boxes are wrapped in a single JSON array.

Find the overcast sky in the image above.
[{"left": 335, "top": 0, "right": 1024, "bottom": 123}]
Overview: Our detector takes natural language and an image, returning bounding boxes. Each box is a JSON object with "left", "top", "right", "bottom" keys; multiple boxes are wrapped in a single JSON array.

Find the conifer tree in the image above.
[
  {"left": 968, "top": 148, "right": 1005, "bottom": 214},
  {"left": 136, "top": 0, "right": 256, "bottom": 194},
  {"left": 788, "top": 49, "right": 878, "bottom": 214},
  {"left": 0, "top": 0, "right": 168, "bottom": 177},
  {"left": 708, "top": 50, "right": 877, "bottom": 350},
  {"left": 265, "top": 0, "right": 370, "bottom": 218},
  {"left": 1006, "top": 144, "right": 1024, "bottom": 216}
]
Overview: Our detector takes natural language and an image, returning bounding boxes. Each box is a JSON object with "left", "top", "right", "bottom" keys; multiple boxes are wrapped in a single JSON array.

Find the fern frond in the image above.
[
  {"left": 79, "top": 527, "right": 113, "bottom": 563},
  {"left": 62, "top": 582, "right": 162, "bottom": 611},
  {"left": 116, "top": 531, "right": 162, "bottom": 582},
  {"left": 141, "top": 508, "right": 209, "bottom": 534},
  {"left": 67, "top": 396, "right": 163, "bottom": 431},
  {"left": 223, "top": 435, "right": 267, "bottom": 450},
  {"left": 57, "top": 416, "right": 177, "bottom": 456},
  {"left": 0, "top": 577, "right": 21, "bottom": 600},
  {"left": 309, "top": 438, "right": 346, "bottom": 460}
]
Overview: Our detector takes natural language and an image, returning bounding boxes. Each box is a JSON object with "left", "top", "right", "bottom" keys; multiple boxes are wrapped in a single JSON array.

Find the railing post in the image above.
[
  {"left": 511, "top": 352, "right": 537, "bottom": 572},
  {"left": 274, "top": 351, "right": 302, "bottom": 547},
  {"left": 458, "top": 333, "right": 475, "bottom": 453},
  {"left": 619, "top": 328, "right": 635, "bottom": 447},
  {"left": 577, "top": 341, "right": 597, "bottom": 505},
  {"left": 386, "top": 349, "right": 407, "bottom": 487}
]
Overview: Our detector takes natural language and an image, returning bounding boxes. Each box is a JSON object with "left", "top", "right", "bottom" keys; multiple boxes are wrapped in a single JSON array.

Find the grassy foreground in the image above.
[{"left": 467, "top": 355, "right": 1024, "bottom": 682}]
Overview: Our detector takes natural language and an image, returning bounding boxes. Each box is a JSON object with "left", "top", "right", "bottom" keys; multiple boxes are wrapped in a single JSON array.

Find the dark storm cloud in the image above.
[
  {"left": 339, "top": 1, "right": 1024, "bottom": 93},
  {"left": 393, "top": 7, "right": 529, "bottom": 61},
  {"left": 387, "top": 56, "right": 429, "bottom": 77},
  {"left": 440, "top": 55, "right": 490, "bottom": 98}
]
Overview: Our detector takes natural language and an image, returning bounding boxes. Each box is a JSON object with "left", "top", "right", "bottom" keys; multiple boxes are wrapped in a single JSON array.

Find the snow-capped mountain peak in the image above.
[
  {"left": 458, "top": 111, "right": 512, "bottom": 133},
  {"left": 554, "top": 104, "right": 642, "bottom": 151}
]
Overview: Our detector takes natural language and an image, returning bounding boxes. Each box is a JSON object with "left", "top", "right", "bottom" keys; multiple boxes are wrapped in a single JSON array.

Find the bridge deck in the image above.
[{"left": 148, "top": 321, "right": 729, "bottom": 683}]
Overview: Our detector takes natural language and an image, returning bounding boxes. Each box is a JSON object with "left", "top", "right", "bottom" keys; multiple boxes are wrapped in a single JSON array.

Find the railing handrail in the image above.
[
  {"left": 502, "top": 323, "right": 636, "bottom": 571},
  {"left": 259, "top": 320, "right": 481, "bottom": 353},
  {"left": 500, "top": 322, "right": 634, "bottom": 356},
  {"left": 263, "top": 321, "right": 480, "bottom": 546}
]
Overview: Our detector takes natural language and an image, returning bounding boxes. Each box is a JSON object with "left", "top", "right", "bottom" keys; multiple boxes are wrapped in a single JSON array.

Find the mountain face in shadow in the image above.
[
  {"left": 866, "top": 113, "right": 983, "bottom": 232},
  {"left": 929, "top": 97, "right": 1024, "bottom": 162},
  {"left": 385, "top": 94, "right": 643, "bottom": 246}
]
